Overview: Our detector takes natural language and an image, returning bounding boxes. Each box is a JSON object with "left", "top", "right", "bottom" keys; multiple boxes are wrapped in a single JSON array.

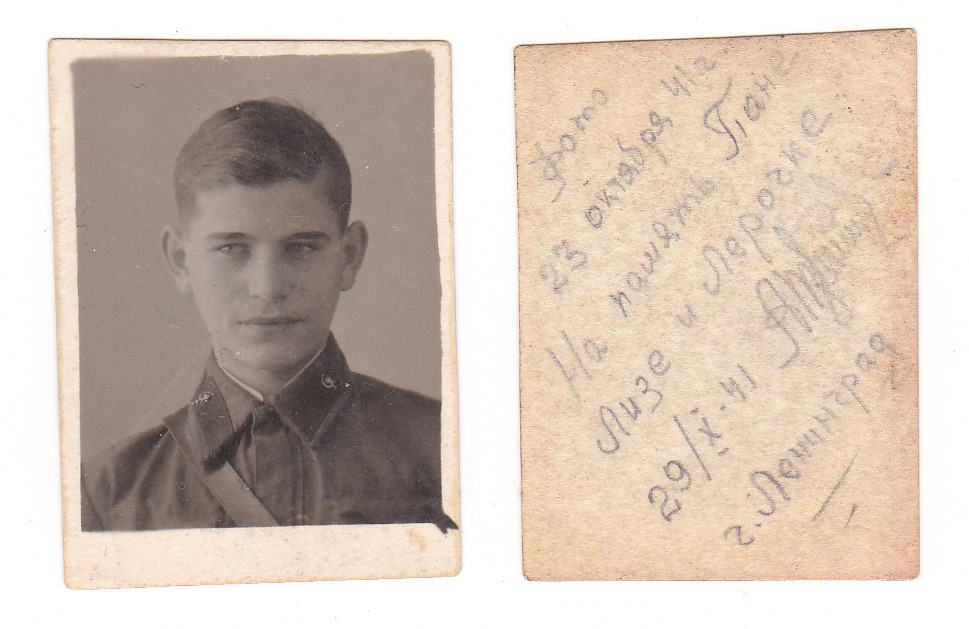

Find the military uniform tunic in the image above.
[{"left": 81, "top": 337, "right": 455, "bottom": 532}]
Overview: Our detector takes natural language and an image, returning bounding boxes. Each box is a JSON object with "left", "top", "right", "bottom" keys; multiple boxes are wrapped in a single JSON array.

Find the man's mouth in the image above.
[{"left": 239, "top": 316, "right": 302, "bottom": 327}]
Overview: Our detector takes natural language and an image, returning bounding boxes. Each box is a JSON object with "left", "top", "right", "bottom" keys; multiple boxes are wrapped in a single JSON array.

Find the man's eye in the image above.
[
  {"left": 216, "top": 244, "right": 248, "bottom": 256},
  {"left": 286, "top": 242, "right": 319, "bottom": 257}
]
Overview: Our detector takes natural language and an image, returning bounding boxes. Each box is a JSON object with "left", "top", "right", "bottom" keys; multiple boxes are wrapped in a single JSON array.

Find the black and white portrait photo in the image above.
[{"left": 52, "top": 40, "right": 459, "bottom": 587}]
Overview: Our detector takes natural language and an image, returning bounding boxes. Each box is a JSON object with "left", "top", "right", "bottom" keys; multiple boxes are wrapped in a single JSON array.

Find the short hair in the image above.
[{"left": 174, "top": 99, "right": 352, "bottom": 229}]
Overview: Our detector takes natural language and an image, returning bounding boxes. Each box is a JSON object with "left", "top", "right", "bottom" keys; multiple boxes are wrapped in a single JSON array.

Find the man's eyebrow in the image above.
[
  {"left": 286, "top": 231, "right": 331, "bottom": 241},
  {"left": 205, "top": 232, "right": 253, "bottom": 241}
]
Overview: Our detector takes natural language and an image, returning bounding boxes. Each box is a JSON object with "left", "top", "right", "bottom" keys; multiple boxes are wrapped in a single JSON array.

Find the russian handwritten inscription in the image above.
[{"left": 517, "top": 30, "right": 917, "bottom": 580}]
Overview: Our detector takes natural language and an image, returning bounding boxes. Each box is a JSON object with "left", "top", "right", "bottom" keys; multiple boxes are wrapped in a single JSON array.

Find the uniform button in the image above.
[
  {"left": 194, "top": 391, "right": 214, "bottom": 404},
  {"left": 321, "top": 375, "right": 337, "bottom": 389}
]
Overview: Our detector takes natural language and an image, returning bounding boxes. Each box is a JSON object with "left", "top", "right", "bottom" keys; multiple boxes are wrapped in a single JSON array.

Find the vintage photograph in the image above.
[{"left": 52, "top": 40, "right": 458, "bottom": 587}]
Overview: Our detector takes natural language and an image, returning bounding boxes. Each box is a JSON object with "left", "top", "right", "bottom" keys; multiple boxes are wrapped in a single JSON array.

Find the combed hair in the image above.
[{"left": 174, "top": 99, "right": 352, "bottom": 228}]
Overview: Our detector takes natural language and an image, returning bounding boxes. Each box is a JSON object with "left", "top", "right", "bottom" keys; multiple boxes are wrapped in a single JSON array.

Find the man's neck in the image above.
[
  {"left": 216, "top": 346, "right": 328, "bottom": 401},
  {"left": 218, "top": 366, "right": 267, "bottom": 402}
]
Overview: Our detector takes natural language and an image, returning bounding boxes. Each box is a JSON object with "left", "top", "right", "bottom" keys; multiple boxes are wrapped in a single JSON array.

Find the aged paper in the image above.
[
  {"left": 52, "top": 39, "right": 459, "bottom": 588},
  {"left": 517, "top": 30, "right": 916, "bottom": 580}
]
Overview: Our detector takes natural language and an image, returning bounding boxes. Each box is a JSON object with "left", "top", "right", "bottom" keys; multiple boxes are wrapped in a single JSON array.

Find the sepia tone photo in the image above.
[{"left": 52, "top": 40, "right": 458, "bottom": 587}]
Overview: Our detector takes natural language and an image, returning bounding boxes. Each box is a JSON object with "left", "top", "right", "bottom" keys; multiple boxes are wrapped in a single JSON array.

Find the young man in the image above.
[{"left": 81, "top": 99, "right": 454, "bottom": 532}]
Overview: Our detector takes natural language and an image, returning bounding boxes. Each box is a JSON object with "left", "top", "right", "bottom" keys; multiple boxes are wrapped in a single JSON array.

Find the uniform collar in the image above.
[{"left": 188, "top": 334, "right": 353, "bottom": 462}]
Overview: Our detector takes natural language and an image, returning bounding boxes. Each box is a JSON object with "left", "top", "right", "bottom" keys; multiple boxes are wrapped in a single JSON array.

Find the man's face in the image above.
[{"left": 166, "top": 179, "right": 366, "bottom": 382}]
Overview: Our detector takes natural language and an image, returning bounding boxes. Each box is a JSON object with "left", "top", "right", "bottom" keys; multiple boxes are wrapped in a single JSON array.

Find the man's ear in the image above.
[
  {"left": 338, "top": 220, "right": 368, "bottom": 291},
  {"left": 161, "top": 226, "right": 194, "bottom": 295}
]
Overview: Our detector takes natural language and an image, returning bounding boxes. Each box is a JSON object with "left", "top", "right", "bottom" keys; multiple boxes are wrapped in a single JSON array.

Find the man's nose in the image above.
[{"left": 247, "top": 253, "right": 291, "bottom": 302}]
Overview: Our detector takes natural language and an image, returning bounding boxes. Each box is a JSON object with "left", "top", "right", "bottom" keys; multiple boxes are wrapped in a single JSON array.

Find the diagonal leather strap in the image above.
[{"left": 164, "top": 406, "right": 279, "bottom": 528}]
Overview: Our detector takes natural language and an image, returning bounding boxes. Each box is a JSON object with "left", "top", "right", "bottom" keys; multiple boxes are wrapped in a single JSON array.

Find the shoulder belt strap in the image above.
[{"left": 163, "top": 407, "right": 279, "bottom": 528}]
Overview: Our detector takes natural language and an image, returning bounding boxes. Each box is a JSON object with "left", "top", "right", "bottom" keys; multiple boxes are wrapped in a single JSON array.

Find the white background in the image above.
[{"left": 3, "top": 1, "right": 966, "bottom": 625}]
